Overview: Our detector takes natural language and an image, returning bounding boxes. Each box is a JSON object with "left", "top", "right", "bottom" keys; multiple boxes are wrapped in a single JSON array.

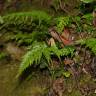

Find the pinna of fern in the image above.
[
  {"left": 10, "top": 31, "right": 49, "bottom": 45},
  {"left": 0, "top": 10, "right": 52, "bottom": 31},
  {"left": 18, "top": 41, "right": 75, "bottom": 76},
  {"left": 75, "top": 38, "right": 96, "bottom": 55},
  {"left": 2, "top": 10, "right": 51, "bottom": 25},
  {"left": 0, "top": 11, "right": 52, "bottom": 46}
]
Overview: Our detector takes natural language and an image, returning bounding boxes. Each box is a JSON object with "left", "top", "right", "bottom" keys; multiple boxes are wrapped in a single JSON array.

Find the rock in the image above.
[{"left": 5, "top": 43, "right": 26, "bottom": 61}]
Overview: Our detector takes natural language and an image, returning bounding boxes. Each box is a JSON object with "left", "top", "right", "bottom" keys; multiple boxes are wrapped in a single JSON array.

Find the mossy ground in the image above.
[{"left": 0, "top": 60, "right": 96, "bottom": 96}]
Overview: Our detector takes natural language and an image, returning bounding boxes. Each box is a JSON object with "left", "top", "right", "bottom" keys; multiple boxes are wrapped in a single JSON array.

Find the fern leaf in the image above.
[
  {"left": 1, "top": 11, "right": 51, "bottom": 26},
  {"left": 55, "top": 16, "right": 71, "bottom": 33},
  {"left": 18, "top": 42, "right": 44, "bottom": 76},
  {"left": 43, "top": 48, "right": 51, "bottom": 63},
  {"left": 75, "top": 38, "right": 96, "bottom": 55},
  {"left": 18, "top": 42, "right": 75, "bottom": 76}
]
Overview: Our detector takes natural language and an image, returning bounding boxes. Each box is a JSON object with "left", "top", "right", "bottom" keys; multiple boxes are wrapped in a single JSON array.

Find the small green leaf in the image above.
[
  {"left": 63, "top": 71, "right": 71, "bottom": 78},
  {"left": 80, "top": 0, "right": 94, "bottom": 3}
]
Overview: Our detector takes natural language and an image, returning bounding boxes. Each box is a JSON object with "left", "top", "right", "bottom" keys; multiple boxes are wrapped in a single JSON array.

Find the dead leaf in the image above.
[
  {"left": 48, "top": 38, "right": 56, "bottom": 46},
  {"left": 61, "top": 28, "right": 73, "bottom": 45},
  {"left": 61, "top": 37, "right": 72, "bottom": 45},
  {"left": 49, "top": 27, "right": 73, "bottom": 46},
  {"left": 49, "top": 28, "right": 62, "bottom": 42},
  {"left": 61, "top": 28, "right": 70, "bottom": 40},
  {"left": 64, "top": 58, "right": 74, "bottom": 65}
]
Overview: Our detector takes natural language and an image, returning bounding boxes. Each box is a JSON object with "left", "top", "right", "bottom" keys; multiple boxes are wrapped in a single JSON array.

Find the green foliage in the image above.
[
  {"left": 55, "top": 16, "right": 71, "bottom": 33},
  {"left": 1, "top": 10, "right": 95, "bottom": 80},
  {"left": 0, "top": 11, "right": 51, "bottom": 46},
  {"left": 11, "top": 31, "right": 48, "bottom": 45},
  {"left": 55, "top": 14, "right": 94, "bottom": 33},
  {"left": 2, "top": 10, "right": 51, "bottom": 25},
  {"left": 72, "top": 16, "right": 82, "bottom": 32},
  {"left": 86, "top": 38, "right": 96, "bottom": 54},
  {"left": 18, "top": 42, "right": 45, "bottom": 76},
  {"left": 18, "top": 42, "right": 74, "bottom": 76},
  {"left": 0, "top": 10, "right": 52, "bottom": 31},
  {"left": 82, "top": 14, "right": 93, "bottom": 21},
  {"left": 54, "top": 69, "right": 71, "bottom": 78},
  {"left": 82, "top": 14, "right": 95, "bottom": 33},
  {"left": 76, "top": 38, "right": 96, "bottom": 55},
  {"left": 80, "top": 0, "right": 94, "bottom": 3},
  {"left": 0, "top": 52, "right": 6, "bottom": 60},
  {"left": 72, "top": 14, "right": 94, "bottom": 33}
]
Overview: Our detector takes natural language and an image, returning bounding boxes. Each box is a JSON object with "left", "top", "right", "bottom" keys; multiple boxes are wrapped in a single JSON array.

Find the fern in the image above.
[
  {"left": 49, "top": 46, "right": 74, "bottom": 58},
  {"left": 0, "top": 10, "right": 52, "bottom": 31},
  {"left": 18, "top": 42, "right": 74, "bottom": 76},
  {"left": 11, "top": 31, "right": 48, "bottom": 45},
  {"left": 76, "top": 38, "right": 96, "bottom": 55},
  {"left": 18, "top": 42, "right": 48, "bottom": 76},
  {"left": 72, "top": 14, "right": 95, "bottom": 33},
  {"left": 55, "top": 16, "right": 71, "bottom": 33},
  {"left": 0, "top": 11, "right": 51, "bottom": 45},
  {"left": 2, "top": 10, "right": 51, "bottom": 25},
  {"left": 82, "top": 14, "right": 93, "bottom": 21},
  {"left": 86, "top": 38, "right": 96, "bottom": 54}
]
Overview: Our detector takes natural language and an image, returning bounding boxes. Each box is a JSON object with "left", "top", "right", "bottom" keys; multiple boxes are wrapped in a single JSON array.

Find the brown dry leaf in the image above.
[
  {"left": 61, "top": 37, "right": 73, "bottom": 45},
  {"left": 61, "top": 28, "right": 73, "bottom": 45},
  {"left": 50, "top": 31, "right": 61, "bottom": 42},
  {"left": 61, "top": 28, "right": 70, "bottom": 40},
  {"left": 48, "top": 38, "right": 56, "bottom": 46},
  {"left": 49, "top": 28, "right": 62, "bottom": 42},
  {"left": 49, "top": 27, "right": 73, "bottom": 46},
  {"left": 64, "top": 58, "right": 74, "bottom": 65}
]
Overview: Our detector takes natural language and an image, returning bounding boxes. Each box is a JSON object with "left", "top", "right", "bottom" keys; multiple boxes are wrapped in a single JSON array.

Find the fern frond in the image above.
[
  {"left": 18, "top": 42, "right": 74, "bottom": 76},
  {"left": 0, "top": 11, "right": 52, "bottom": 31},
  {"left": 18, "top": 42, "right": 46, "bottom": 76},
  {"left": 50, "top": 46, "right": 74, "bottom": 58},
  {"left": 82, "top": 14, "right": 93, "bottom": 21},
  {"left": 76, "top": 38, "right": 96, "bottom": 55},
  {"left": 2, "top": 10, "right": 51, "bottom": 24},
  {"left": 11, "top": 31, "right": 48, "bottom": 45},
  {"left": 86, "top": 38, "right": 96, "bottom": 54},
  {"left": 55, "top": 16, "right": 71, "bottom": 33}
]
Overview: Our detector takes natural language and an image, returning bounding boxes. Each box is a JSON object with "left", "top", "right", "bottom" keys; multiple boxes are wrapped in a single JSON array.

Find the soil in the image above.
[{"left": 0, "top": 60, "right": 96, "bottom": 96}]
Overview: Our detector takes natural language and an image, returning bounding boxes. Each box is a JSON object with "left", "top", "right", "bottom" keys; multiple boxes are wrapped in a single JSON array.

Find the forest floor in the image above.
[
  {"left": 0, "top": 60, "right": 96, "bottom": 96},
  {"left": 0, "top": 60, "right": 51, "bottom": 96}
]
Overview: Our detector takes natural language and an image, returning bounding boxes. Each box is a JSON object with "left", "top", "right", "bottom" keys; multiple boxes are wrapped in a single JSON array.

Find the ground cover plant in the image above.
[{"left": 0, "top": 0, "right": 96, "bottom": 96}]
